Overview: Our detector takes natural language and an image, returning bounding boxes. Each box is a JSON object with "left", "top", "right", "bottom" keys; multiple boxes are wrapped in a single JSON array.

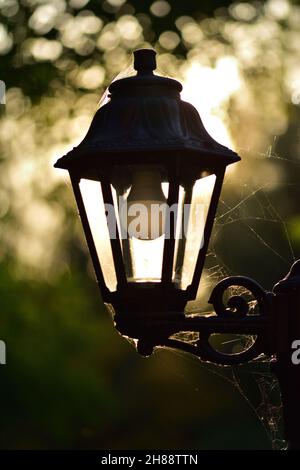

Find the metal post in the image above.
[{"left": 272, "top": 260, "right": 300, "bottom": 449}]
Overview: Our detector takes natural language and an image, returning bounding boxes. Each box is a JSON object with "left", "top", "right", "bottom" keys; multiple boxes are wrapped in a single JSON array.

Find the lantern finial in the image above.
[{"left": 133, "top": 49, "right": 156, "bottom": 75}]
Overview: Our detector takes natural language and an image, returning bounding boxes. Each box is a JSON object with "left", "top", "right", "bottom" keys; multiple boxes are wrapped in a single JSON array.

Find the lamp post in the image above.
[{"left": 55, "top": 49, "right": 300, "bottom": 450}]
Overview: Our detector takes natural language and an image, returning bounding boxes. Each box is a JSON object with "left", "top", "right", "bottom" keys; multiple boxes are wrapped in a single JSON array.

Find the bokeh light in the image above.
[{"left": 1, "top": 0, "right": 300, "bottom": 450}]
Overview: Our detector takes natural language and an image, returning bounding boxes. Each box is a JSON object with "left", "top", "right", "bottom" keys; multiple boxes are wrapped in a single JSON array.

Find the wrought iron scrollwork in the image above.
[
  {"left": 198, "top": 276, "right": 270, "bottom": 365},
  {"left": 209, "top": 276, "right": 268, "bottom": 317},
  {"left": 198, "top": 276, "right": 270, "bottom": 364},
  {"left": 136, "top": 276, "right": 272, "bottom": 366}
]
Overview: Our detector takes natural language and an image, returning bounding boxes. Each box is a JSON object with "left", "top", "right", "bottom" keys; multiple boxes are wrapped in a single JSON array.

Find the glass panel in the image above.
[
  {"left": 172, "top": 173, "right": 216, "bottom": 289},
  {"left": 127, "top": 235, "right": 166, "bottom": 282},
  {"left": 79, "top": 179, "right": 117, "bottom": 291},
  {"left": 112, "top": 165, "right": 169, "bottom": 282},
  {"left": 172, "top": 185, "right": 187, "bottom": 284},
  {"left": 111, "top": 184, "right": 133, "bottom": 280}
]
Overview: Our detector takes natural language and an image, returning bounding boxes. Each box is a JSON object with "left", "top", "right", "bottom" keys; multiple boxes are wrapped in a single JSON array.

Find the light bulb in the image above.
[{"left": 126, "top": 166, "right": 167, "bottom": 240}]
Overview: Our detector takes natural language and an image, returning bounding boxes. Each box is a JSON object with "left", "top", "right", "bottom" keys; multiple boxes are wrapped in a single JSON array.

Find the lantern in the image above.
[{"left": 54, "top": 49, "right": 240, "bottom": 332}]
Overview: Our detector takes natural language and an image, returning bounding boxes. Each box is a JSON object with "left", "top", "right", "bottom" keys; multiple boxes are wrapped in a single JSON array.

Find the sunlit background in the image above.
[{"left": 0, "top": 0, "right": 300, "bottom": 449}]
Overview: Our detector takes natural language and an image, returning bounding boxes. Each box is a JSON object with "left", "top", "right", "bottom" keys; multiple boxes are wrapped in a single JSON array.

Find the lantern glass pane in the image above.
[
  {"left": 79, "top": 179, "right": 117, "bottom": 291},
  {"left": 172, "top": 173, "right": 216, "bottom": 289},
  {"left": 112, "top": 165, "right": 169, "bottom": 282},
  {"left": 127, "top": 236, "right": 166, "bottom": 282}
]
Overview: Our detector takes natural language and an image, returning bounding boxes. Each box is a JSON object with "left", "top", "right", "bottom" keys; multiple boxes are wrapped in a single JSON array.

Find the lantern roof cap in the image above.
[
  {"left": 134, "top": 48, "right": 156, "bottom": 74},
  {"left": 108, "top": 49, "right": 183, "bottom": 96},
  {"left": 54, "top": 49, "right": 240, "bottom": 173}
]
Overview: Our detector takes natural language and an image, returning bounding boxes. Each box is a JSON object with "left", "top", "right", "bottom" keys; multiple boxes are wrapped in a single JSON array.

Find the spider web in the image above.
[
  {"left": 165, "top": 349, "right": 284, "bottom": 449},
  {"left": 164, "top": 151, "right": 298, "bottom": 450}
]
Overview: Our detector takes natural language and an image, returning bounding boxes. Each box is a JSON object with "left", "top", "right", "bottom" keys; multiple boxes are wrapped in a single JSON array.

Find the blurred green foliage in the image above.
[{"left": 0, "top": 0, "right": 300, "bottom": 449}]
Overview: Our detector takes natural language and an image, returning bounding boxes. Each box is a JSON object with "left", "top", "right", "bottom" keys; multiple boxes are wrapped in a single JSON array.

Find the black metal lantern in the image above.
[{"left": 55, "top": 49, "right": 240, "bottom": 330}]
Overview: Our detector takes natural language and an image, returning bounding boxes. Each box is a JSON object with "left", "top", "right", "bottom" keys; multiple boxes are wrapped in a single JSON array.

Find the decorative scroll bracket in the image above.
[
  {"left": 113, "top": 274, "right": 277, "bottom": 365},
  {"left": 132, "top": 276, "right": 273, "bottom": 365},
  {"left": 114, "top": 260, "right": 300, "bottom": 448}
]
